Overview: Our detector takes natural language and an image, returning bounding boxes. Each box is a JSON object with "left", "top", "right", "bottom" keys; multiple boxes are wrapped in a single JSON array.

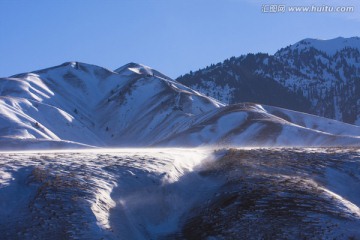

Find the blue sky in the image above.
[{"left": 0, "top": 0, "right": 359, "bottom": 78}]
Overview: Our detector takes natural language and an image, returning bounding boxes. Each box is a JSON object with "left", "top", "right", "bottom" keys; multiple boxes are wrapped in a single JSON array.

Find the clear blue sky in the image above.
[{"left": 0, "top": 0, "right": 359, "bottom": 78}]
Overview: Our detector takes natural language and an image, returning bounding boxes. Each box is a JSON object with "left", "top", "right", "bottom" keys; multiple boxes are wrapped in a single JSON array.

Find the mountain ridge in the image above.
[
  {"left": 177, "top": 36, "right": 360, "bottom": 125},
  {"left": 1, "top": 60, "right": 360, "bottom": 150},
  {"left": 284, "top": 36, "right": 360, "bottom": 56}
]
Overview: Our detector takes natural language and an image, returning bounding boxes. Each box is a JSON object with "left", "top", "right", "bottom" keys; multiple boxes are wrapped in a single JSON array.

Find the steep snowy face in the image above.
[
  {"left": 2, "top": 62, "right": 120, "bottom": 110},
  {"left": 177, "top": 37, "right": 360, "bottom": 125},
  {"left": 0, "top": 62, "right": 114, "bottom": 147},
  {"left": 0, "top": 62, "right": 223, "bottom": 148},
  {"left": 95, "top": 64, "right": 224, "bottom": 146}
]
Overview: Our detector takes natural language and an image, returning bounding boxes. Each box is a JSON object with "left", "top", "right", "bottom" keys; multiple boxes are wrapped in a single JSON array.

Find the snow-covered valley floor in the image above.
[{"left": 0, "top": 148, "right": 360, "bottom": 239}]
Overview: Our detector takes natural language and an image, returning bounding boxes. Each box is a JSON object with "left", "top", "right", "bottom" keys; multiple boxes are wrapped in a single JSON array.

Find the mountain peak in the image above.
[
  {"left": 57, "top": 61, "right": 109, "bottom": 72},
  {"left": 114, "top": 62, "right": 172, "bottom": 80},
  {"left": 282, "top": 36, "right": 360, "bottom": 56},
  {"left": 8, "top": 61, "right": 110, "bottom": 78},
  {"left": 114, "top": 62, "right": 154, "bottom": 75}
]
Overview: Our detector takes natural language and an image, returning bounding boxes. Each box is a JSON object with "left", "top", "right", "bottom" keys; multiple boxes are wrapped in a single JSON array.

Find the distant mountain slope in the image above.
[
  {"left": 177, "top": 37, "right": 360, "bottom": 125},
  {"left": 177, "top": 54, "right": 311, "bottom": 111},
  {"left": 0, "top": 61, "right": 360, "bottom": 150},
  {"left": 155, "top": 103, "right": 360, "bottom": 147}
]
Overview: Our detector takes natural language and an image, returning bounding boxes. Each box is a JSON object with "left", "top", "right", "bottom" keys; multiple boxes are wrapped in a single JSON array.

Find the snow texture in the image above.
[{"left": 1, "top": 148, "right": 360, "bottom": 239}]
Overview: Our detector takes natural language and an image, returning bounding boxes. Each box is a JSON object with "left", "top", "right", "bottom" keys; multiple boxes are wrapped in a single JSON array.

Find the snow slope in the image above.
[
  {"left": 0, "top": 148, "right": 217, "bottom": 239},
  {"left": 180, "top": 148, "right": 360, "bottom": 239},
  {"left": 1, "top": 62, "right": 360, "bottom": 149},
  {"left": 1, "top": 148, "right": 360, "bottom": 239},
  {"left": 156, "top": 103, "right": 360, "bottom": 147}
]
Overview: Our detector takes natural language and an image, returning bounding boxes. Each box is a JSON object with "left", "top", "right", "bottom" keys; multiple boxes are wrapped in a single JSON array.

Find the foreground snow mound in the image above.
[
  {"left": 0, "top": 149, "right": 215, "bottom": 239},
  {"left": 179, "top": 148, "right": 360, "bottom": 239},
  {"left": 0, "top": 148, "right": 360, "bottom": 239},
  {"left": 1, "top": 62, "right": 360, "bottom": 149}
]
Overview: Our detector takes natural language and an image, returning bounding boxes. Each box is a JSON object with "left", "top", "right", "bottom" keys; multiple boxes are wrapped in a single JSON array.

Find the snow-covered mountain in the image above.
[
  {"left": 0, "top": 62, "right": 222, "bottom": 149},
  {"left": 1, "top": 61, "right": 360, "bottom": 150},
  {"left": 177, "top": 37, "right": 360, "bottom": 125},
  {"left": 286, "top": 37, "right": 360, "bottom": 56}
]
